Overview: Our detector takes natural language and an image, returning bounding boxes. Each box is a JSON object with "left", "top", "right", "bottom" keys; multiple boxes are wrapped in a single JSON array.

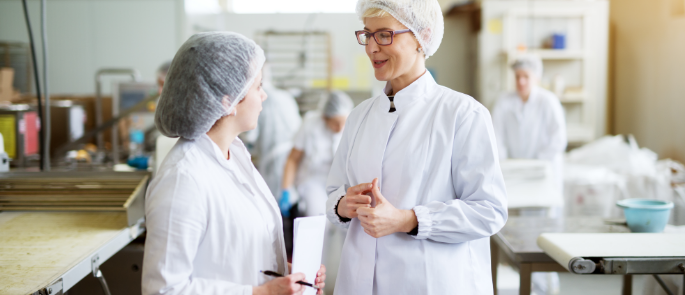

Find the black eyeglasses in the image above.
[{"left": 355, "top": 29, "right": 411, "bottom": 46}]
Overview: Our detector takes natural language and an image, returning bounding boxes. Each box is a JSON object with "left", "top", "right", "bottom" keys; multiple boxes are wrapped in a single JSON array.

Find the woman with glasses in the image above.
[{"left": 325, "top": 0, "right": 508, "bottom": 294}]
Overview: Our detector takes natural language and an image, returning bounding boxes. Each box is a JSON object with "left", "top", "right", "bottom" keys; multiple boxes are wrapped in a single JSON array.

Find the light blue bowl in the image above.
[{"left": 616, "top": 199, "right": 674, "bottom": 233}]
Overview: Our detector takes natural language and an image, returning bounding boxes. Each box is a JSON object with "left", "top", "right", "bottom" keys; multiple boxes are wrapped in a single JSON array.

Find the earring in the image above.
[{"left": 417, "top": 48, "right": 422, "bottom": 53}]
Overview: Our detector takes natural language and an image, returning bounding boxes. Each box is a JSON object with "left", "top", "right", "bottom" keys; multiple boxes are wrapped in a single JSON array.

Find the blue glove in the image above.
[{"left": 279, "top": 190, "right": 291, "bottom": 218}]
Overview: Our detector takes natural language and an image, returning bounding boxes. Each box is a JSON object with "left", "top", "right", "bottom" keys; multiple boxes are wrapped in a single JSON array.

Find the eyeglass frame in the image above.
[{"left": 354, "top": 29, "right": 412, "bottom": 46}]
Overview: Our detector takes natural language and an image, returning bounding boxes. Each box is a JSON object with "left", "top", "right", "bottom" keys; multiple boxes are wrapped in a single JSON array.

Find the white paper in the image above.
[{"left": 292, "top": 215, "right": 326, "bottom": 295}]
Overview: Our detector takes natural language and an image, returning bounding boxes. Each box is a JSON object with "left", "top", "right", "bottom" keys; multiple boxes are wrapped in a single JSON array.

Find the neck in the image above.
[
  {"left": 388, "top": 60, "right": 426, "bottom": 96},
  {"left": 518, "top": 88, "right": 533, "bottom": 103},
  {"left": 206, "top": 116, "right": 241, "bottom": 159}
]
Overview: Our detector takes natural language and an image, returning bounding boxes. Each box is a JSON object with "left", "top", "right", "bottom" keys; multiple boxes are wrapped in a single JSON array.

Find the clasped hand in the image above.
[{"left": 338, "top": 178, "right": 417, "bottom": 238}]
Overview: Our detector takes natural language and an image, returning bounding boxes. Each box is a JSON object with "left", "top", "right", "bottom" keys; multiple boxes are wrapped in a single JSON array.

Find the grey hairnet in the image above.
[
  {"left": 324, "top": 91, "right": 354, "bottom": 118},
  {"left": 511, "top": 55, "right": 543, "bottom": 78},
  {"left": 357, "top": 0, "right": 444, "bottom": 59},
  {"left": 155, "top": 32, "right": 265, "bottom": 139}
]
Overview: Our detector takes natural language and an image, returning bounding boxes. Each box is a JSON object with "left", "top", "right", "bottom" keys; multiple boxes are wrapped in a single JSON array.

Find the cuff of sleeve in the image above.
[
  {"left": 326, "top": 185, "right": 351, "bottom": 229},
  {"left": 411, "top": 206, "right": 432, "bottom": 240}
]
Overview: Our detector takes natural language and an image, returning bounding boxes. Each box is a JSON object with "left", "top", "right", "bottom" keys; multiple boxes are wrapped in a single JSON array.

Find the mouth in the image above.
[{"left": 372, "top": 59, "right": 388, "bottom": 69}]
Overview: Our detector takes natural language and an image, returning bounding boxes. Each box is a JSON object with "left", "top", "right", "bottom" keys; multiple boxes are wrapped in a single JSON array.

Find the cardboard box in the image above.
[{"left": 0, "top": 68, "right": 14, "bottom": 102}]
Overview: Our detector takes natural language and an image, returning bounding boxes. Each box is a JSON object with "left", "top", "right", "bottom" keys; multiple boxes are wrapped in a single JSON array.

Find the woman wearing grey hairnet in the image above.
[
  {"left": 325, "top": 0, "right": 508, "bottom": 294},
  {"left": 143, "top": 32, "right": 325, "bottom": 295},
  {"left": 280, "top": 91, "right": 353, "bottom": 294}
]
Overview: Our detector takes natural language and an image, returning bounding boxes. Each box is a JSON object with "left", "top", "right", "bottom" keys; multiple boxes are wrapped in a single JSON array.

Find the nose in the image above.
[{"left": 367, "top": 36, "right": 380, "bottom": 54}]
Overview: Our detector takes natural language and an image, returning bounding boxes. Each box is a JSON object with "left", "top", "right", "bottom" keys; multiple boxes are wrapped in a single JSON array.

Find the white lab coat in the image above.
[
  {"left": 325, "top": 72, "right": 508, "bottom": 295},
  {"left": 243, "top": 85, "right": 302, "bottom": 197},
  {"left": 293, "top": 111, "right": 342, "bottom": 216},
  {"left": 492, "top": 86, "right": 567, "bottom": 190},
  {"left": 143, "top": 134, "right": 288, "bottom": 295}
]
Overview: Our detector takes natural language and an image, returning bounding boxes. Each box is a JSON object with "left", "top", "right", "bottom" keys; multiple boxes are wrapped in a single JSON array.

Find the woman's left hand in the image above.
[
  {"left": 357, "top": 178, "right": 418, "bottom": 238},
  {"left": 315, "top": 264, "right": 326, "bottom": 294}
]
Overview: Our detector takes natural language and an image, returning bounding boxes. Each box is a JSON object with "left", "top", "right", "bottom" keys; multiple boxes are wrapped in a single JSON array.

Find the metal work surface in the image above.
[
  {"left": 0, "top": 211, "right": 144, "bottom": 295},
  {"left": 493, "top": 216, "right": 630, "bottom": 263},
  {"left": 491, "top": 216, "right": 631, "bottom": 295}
]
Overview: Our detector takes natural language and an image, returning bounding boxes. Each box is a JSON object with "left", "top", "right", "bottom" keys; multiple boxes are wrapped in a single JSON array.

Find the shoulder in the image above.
[
  {"left": 153, "top": 140, "right": 208, "bottom": 188},
  {"left": 532, "top": 88, "right": 565, "bottom": 117},
  {"left": 433, "top": 85, "right": 492, "bottom": 120},
  {"left": 534, "top": 88, "right": 562, "bottom": 106},
  {"left": 300, "top": 111, "right": 324, "bottom": 131}
]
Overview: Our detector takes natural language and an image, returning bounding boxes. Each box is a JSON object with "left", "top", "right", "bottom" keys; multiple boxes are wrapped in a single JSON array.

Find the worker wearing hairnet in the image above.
[
  {"left": 326, "top": 0, "right": 508, "bottom": 294},
  {"left": 143, "top": 32, "right": 325, "bottom": 295},
  {"left": 280, "top": 91, "right": 353, "bottom": 293},
  {"left": 242, "top": 63, "right": 302, "bottom": 198},
  {"left": 491, "top": 55, "right": 566, "bottom": 295},
  {"left": 492, "top": 56, "right": 567, "bottom": 191},
  {"left": 281, "top": 91, "right": 353, "bottom": 217}
]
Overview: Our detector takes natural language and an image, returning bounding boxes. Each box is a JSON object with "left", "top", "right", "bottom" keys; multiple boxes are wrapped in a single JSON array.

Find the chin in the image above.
[{"left": 374, "top": 70, "right": 392, "bottom": 82}]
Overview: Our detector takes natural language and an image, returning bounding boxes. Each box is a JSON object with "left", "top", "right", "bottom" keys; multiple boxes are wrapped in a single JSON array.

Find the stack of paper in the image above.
[
  {"left": 500, "top": 159, "right": 562, "bottom": 209},
  {"left": 292, "top": 215, "right": 326, "bottom": 295}
]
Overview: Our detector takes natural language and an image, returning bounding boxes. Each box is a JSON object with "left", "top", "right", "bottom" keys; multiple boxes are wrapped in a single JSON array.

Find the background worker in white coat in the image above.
[
  {"left": 281, "top": 91, "right": 353, "bottom": 217},
  {"left": 143, "top": 32, "right": 325, "bottom": 295},
  {"left": 242, "top": 64, "right": 302, "bottom": 197},
  {"left": 491, "top": 55, "right": 567, "bottom": 295},
  {"left": 492, "top": 55, "right": 567, "bottom": 191},
  {"left": 326, "top": 1, "right": 508, "bottom": 294},
  {"left": 280, "top": 91, "right": 353, "bottom": 294}
]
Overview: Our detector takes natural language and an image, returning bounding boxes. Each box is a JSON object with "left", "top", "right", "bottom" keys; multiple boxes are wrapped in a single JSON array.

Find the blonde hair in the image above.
[{"left": 361, "top": 7, "right": 390, "bottom": 18}]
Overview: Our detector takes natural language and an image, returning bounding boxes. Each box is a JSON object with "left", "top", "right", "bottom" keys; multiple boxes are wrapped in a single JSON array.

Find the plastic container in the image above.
[{"left": 616, "top": 199, "right": 674, "bottom": 233}]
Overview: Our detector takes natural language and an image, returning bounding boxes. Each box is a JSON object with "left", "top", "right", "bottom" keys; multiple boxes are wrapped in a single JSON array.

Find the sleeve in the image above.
[
  {"left": 491, "top": 98, "right": 509, "bottom": 160},
  {"left": 536, "top": 98, "right": 567, "bottom": 161},
  {"left": 142, "top": 171, "right": 252, "bottom": 295},
  {"left": 325, "top": 116, "right": 354, "bottom": 229},
  {"left": 411, "top": 107, "right": 508, "bottom": 243}
]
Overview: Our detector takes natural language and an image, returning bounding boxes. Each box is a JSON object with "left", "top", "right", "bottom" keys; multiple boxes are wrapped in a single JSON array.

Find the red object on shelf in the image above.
[{"left": 22, "top": 111, "right": 39, "bottom": 155}]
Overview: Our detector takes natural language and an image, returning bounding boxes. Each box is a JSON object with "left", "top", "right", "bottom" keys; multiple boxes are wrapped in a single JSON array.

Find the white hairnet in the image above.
[
  {"left": 357, "top": 0, "right": 444, "bottom": 59},
  {"left": 511, "top": 55, "right": 543, "bottom": 78},
  {"left": 155, "top": 32, "right": 265, "bottom": 139},
  {"left": 324, "top": 91, "right": 354, "bottom": 118}
]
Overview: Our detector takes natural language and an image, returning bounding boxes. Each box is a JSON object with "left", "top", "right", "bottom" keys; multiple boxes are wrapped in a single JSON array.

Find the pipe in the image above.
[
  {"left": 41, "top": 0, "right": 50, "bottom": 170},
  {"left": 21, "top": 0, "right": 45, "bottom": 171}
]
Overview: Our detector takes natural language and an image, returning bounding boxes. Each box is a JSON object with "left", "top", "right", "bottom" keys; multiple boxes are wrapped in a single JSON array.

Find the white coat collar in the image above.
[
  {"left": 381, "top": 70, "right": 437, "bottom": 112},
  {"left": 197, "top": 134, "right": 251, "bottom": 186}
]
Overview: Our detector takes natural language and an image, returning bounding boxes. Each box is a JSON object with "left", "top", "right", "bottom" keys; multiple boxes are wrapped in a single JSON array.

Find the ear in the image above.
[{"left": 417, "top": 28, "right": 432, "bottom": 54}]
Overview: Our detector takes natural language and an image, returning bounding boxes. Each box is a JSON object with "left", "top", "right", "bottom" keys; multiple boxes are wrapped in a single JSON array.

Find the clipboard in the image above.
[{"left": 292, "top": 215, "right": 326, "bottom": 295}]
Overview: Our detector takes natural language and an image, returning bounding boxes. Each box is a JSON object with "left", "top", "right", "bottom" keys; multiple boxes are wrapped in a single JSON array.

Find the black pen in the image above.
[{"left": 260, "top": 270, "right": 320, "bottom": 290}]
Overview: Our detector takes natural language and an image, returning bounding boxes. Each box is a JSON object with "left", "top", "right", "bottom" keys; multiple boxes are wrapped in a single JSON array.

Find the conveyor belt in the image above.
[{"left": 537, "top": 233, "right": 685, "bottom": 274}]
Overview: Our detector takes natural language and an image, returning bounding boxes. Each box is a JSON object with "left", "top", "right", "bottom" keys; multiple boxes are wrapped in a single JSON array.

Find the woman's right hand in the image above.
[
  {"left": 338, "top": 183, "right": 374, "bottom": 219},
  {"left": 254, "top": 273, "right": 306, "bottom": 295}
]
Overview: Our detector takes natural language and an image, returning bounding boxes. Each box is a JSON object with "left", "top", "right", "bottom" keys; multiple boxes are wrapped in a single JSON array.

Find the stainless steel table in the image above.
[{"left": 490, "top": 216, "right": 631, "bottom": 295}]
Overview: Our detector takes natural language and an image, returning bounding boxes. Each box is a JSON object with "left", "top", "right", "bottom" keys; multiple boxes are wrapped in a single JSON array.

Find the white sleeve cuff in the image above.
[
  {"left": 411, "top": 206, "right": 432, "bottom": 240},
  {"left": 326, "top": 185, "right": 351, "bottom": 229}
]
